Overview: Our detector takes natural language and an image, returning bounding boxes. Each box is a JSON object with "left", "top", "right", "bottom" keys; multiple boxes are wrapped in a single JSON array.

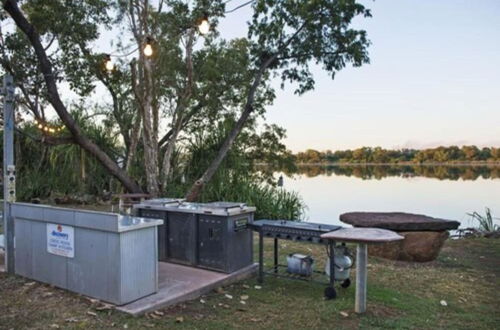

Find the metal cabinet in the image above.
[
  {"left": 198, "top": 216, "right": 225, "bottom": 270},
  {"left": 167, "top": 212, "right": 197, "bottom": 265},
  {"left": 198, "top": 213, "right": 253, "bottom": 273},
  {"left": 134, "top": 201, "right": 256, "bottom": 273}
]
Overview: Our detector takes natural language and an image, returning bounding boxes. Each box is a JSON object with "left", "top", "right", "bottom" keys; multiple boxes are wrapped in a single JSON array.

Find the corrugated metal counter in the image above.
[{"left": 11, "top": 203, "right": 163, "bottom": 305}]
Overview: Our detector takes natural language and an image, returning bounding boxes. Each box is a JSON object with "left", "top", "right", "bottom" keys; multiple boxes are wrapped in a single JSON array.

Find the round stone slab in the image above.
[
  {"left": 340, "top": 212, "right": 460, "bottom": 231},
  {"left": 321, "top": 228, "right": 404, "bottom": 244}
]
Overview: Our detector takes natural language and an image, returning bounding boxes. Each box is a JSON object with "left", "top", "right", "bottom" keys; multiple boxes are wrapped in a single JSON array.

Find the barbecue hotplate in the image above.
[{"left": 250, "top": 220, "right": 341, "bottom": 243}]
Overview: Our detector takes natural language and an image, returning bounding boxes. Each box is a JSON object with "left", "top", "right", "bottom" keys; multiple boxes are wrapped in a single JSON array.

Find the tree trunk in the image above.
[
  {"left": 184, "top": 64, "right": 270, "bottom": 202},
  {"left": 3, "top": 0, "right": 142, "bottom": 193},
  {"left": 138, "top": 57, "right": 160, "bottom": 196},
  {"left": 125, "top": 114, "right": 142, "bottom": 173}
]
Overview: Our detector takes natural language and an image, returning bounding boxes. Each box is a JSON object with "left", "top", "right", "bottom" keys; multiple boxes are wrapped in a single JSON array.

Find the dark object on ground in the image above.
[
  {"left": 340, "top": 212, "right": 459, "bottom": 262},
  {"left": 340, "top": 212, "right": 460, "bottom": 231},
  {"left": 324, "top": 286, "right": 337, "bottom": 300},
  {"left": 341, "top": 278, "right": 351, "bottom": 288},
  {"left": 484, "top": 230, "right": 500, "bottom": 239}
]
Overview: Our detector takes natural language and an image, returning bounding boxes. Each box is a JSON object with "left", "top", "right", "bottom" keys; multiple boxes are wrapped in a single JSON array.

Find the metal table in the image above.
[{"left": 321, "top": 227, "right": 404, "bottom": 313}]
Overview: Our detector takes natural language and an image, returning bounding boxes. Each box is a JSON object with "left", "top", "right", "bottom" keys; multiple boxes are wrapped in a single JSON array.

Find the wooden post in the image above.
[{"left": 355, "top": 243, "right": 367, "bottom": 313}]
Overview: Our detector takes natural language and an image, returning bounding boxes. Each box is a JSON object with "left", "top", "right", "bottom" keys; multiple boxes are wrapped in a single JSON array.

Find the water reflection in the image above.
[{"left": 285, "top": 165, "right": 500, "bottom": 181}]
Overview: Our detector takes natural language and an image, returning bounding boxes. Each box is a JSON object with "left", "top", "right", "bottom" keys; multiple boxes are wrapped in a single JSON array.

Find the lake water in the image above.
[{"left": 280, "top": 165, "right": 500, "bottom": 228}]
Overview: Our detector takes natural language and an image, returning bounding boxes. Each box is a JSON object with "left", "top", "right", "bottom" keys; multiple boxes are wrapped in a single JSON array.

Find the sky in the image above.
[{"left": 219, "top": 0, "right": 500, "bottom": 152}]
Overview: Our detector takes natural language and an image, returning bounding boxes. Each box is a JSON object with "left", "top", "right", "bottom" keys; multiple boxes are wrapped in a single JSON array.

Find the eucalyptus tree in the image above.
[{"left": 185, "top": 0, "right": 372, "bottom": 201}]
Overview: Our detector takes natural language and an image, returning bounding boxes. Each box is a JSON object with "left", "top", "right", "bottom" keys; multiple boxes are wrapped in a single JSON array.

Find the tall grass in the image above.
[
  {"left": 467, "top": 208, "right": 499, "bottom": 233},
  {"left": 200, "top": 179, "right": 306, "bottom": 220}
]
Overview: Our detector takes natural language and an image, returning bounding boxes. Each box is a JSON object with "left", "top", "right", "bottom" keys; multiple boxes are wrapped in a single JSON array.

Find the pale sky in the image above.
[{"left": 219, "top": 0, "right": 500, "bottom": 152}]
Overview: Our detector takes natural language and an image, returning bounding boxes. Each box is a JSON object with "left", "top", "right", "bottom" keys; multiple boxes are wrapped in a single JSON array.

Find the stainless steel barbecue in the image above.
[{"left": 134, "top": 200, "right": 255, "bottom": 273}]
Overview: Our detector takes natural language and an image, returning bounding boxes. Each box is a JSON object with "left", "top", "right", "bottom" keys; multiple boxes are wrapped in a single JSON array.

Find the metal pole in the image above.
[
  {"left": 355, "top": 243, "right": 367, "bottom": 313},
  {"left": 329, "top": 242, "right": 335, "bottom": 287},
  {"left": 258, "top": 230, "right": 264, "bottom": 283},
  {"left": 3, "top": 74, "right": 16, "bottom": 274},
  {"left": 273, "top": 238, "right": 278, "bottom": 273}
]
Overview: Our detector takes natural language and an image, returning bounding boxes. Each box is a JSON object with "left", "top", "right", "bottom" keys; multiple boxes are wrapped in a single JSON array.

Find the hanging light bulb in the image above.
[
  {"left": 37, "top": 123, "right": 43, "bottom": 129},
  {"left": 198, "top": 15, "right": 210, "bottom": 35},
  {"left": 104, "top": 54, "right": 114, "bottom": 72},
  {"left": 143, "top": 37, "right": 153, "bottom": 57}
]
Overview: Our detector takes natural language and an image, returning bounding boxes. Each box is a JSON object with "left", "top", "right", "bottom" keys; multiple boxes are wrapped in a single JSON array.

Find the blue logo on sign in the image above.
[{"left": 51, "top": 230, "right": 69, "bottom": 239}]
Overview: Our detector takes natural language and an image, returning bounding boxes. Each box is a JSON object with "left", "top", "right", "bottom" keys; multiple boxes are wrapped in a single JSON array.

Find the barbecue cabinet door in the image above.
[
  {"left": 198, "top": 216, "right": 225, "bottom": 271},
  {"left": 167, "top": 212, "right": 197, "bottom": 265}
]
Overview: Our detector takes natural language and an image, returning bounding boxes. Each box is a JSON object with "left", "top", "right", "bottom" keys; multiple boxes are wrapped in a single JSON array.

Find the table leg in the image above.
[
  {"left": 355, "top": 243, "right": 368, "bottom": 313},
  {"left": 274, "top": 238, "right": 278, "bottom": 273},
  {"left": 329, "top": 242, "right": 335, "bottom": 286},
  {"left": 258, "top": 231, "right": 264, "bottom": 284}
]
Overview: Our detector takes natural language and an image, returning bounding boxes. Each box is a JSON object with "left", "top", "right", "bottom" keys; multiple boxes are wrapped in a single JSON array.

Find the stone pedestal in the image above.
[
  {"left": 340, "top": 212, "right": 459, "bottom": 262},
  {"left": 368, "top": 231, "right": 449, "bottom": 262}
]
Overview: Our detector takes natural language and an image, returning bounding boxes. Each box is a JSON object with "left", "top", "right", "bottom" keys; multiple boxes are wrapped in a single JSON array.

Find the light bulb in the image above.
[
  {"left": 198, "top": 18, "right": 210, "bottom": 35},
  {"left": 37, "top": 124, "right": 43, "bottom": 129},
  {"left": 143, "top": 43, "right": 153, "bottom": 57},
  {"left": 104, "top": 55, "right": 114, "bottom": 72}
]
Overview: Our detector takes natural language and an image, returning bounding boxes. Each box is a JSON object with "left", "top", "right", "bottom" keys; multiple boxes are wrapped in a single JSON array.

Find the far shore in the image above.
[{"left": 257, "top": 161, "right": 500, "bottom": 167}]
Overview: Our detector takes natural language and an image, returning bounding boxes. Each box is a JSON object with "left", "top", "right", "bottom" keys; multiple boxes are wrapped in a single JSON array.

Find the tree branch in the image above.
[{"left": 2, "top": 0, "right": 142, "bottom": 193}]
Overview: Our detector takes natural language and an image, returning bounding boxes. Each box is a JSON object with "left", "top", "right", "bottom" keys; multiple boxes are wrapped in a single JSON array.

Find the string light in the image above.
[
  {"left": 143, "top": 37, "right": 153, "bottom": 57},
  {"left": 104, "top": 54, "right": 114, "bottom": 72},
  {"left": 33, "top": 119, "right": 64, "bottom": 135},
  {"left": 198, "top": 15, "right": 210, "bottom": 35}
]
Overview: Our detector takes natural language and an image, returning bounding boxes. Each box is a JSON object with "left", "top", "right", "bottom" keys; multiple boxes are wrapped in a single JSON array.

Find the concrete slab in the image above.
[{"left": 117, "top": 262, "right": 258, "bottom": 316}]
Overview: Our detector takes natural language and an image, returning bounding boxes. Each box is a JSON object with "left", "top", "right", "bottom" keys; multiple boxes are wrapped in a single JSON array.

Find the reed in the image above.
[{"left": 467, "top": 207, "right": 499, "bottom": 233}]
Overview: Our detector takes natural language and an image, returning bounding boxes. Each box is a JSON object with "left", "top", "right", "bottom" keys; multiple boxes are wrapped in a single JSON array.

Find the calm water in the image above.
[{"left": 280, "top": 165, "right": 500, "bottom": 228}]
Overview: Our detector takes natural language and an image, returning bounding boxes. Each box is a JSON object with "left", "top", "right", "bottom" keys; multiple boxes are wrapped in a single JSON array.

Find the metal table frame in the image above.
[{"left": 256, "top": 228, "right": 336, "bottom": 288}]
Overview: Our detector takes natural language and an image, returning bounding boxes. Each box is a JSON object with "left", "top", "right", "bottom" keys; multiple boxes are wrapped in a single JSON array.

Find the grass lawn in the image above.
[{"left": 1, "top": 235, "right": 499, "bottom": 329}]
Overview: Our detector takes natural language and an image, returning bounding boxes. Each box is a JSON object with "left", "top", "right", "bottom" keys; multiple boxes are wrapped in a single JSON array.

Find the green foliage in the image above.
[
  {"left": 1, "top": 104, "right": 121, "bottom": 200},
  {"left": 468, "top": 208, "right": 499, "bottom": 233},
  {"left": 165, "top": 116, "right": 304, "bottom": 220},
  {"left": 249, "top": 0, "right": 371, "bottom": 94},
  {"left": 294, "top": 146, "right": 500, "bottom": 164}
]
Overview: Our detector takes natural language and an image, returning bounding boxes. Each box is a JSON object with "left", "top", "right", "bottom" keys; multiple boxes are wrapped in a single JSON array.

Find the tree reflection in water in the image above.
[{"left": 283, "top": 165, "right": 500, "bottom": 181}]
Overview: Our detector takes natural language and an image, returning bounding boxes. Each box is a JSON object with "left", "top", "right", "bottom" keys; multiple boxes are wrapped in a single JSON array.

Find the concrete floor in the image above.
[{"left": 117, "top": 262, "right": 258, "bottom": 316}]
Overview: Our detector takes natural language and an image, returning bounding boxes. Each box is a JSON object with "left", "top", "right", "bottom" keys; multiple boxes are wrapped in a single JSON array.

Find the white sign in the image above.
[{"left": 47, "top": 223, "right": 74, "bottom": 258}]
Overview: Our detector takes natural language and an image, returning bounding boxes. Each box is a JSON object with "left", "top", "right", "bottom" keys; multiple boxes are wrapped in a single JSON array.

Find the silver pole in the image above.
[
  {"left": 3, "top": 74, "right": 16, "bottom": 274},
  {"left": 355, "top": 243, "right": 367, "bottom": 313}
]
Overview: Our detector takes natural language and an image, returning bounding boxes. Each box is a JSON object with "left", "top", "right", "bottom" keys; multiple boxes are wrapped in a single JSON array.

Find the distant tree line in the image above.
[{"left": 294, "top": 146, "right": 500, "bottom": 164}]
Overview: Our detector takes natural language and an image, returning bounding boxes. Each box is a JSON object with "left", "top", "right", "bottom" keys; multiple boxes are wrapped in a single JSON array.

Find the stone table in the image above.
[
  {"left": 340, "top": 212, "right": 460, "bottom": 262},
  {"left": 321, "top": 228, "right": 404, "bottom": 314}
]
